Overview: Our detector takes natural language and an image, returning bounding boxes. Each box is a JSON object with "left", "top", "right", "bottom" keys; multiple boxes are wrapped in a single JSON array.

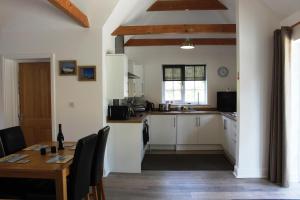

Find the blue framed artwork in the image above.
[
  {"left": 59, "top": 60, "right": 77, "bottom": 75},
  {"left": 78, "top": 66, "right": 96, "bottom": 81}
]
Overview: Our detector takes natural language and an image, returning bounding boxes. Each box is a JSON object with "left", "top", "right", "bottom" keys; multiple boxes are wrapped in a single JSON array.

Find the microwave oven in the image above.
[
  {"left": 217, "top": 92, "right": 237, "bottom": 112},
  {"left": 108, "top": 106, "right": 130, "bottom": 120}
]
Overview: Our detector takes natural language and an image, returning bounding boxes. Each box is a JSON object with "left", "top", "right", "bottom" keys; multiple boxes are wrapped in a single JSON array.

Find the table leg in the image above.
[{"left": 55, "top": 169, "right": 68, "bottom": 200}]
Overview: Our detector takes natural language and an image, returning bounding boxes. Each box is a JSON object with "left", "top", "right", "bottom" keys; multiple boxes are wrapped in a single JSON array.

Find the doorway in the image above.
[{"left": 19, "top": 62, "right": 52, "bottom": 145}]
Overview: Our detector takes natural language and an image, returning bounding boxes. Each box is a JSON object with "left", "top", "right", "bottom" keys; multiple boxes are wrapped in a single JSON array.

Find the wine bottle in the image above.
[{"left": 57, "top": 124, "right": 64, "bottom": 150}]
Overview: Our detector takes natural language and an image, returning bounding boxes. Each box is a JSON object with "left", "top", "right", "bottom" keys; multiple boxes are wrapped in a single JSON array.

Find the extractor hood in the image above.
[{"left": 128, "top": 72, "right": 140, "bottom": 79}]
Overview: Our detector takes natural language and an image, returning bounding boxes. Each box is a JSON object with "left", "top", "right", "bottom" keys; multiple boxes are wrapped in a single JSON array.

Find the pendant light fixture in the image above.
[{"left": 180, "top": 38, "right": 195, "bottom": 50}]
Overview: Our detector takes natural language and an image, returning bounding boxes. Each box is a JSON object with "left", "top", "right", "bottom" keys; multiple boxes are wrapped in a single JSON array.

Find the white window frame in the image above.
[{"left": 162, "top": 80, "right": 208, "bottom": 105}]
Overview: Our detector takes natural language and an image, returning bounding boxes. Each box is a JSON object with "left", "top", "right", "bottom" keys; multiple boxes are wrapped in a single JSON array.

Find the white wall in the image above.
[
  {"left": 0, "top": 57, "right": 3, "bottom": 129},
  {"left": 0, "top": 30, "right": 102, "bottom": 141},
  {"left": 126, "top": 46, "right": 237, "bottom": 107},
  {"left": 0, "top": 58, "right": 19, "bottom": 128},
  {"left": 236, "top": 0, "right": 279, "bottom": 178},
  {"left": 0, "top": 0, "right": 118, "bottom": 141},
  {"left": 102, "top": 0, "right": 155, "bottom": 175}
]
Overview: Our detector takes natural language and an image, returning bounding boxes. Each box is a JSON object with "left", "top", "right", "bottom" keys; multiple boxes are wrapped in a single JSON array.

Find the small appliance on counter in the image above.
[
  {"left": 146, "top": 101, "right": 155, "bottom": 111},
  {"left": 158, "top": 103, "right": 171, "bottom": 111},
  {"left": 108, "top": 105, "right": 130, "bottom": 120},
  {"left": 217, "top": 92, "right": 237, "bottom": 112},
  {"left": 134, "top": 105, "right": 146, "bottom": 112}
]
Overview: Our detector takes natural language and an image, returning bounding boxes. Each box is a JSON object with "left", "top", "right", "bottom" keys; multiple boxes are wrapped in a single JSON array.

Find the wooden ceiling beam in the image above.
[
  {"left": 48, "top": 0, "right": 89, "bottom": 28},
  {"left": 147, "top": 0, "right": 227, "bottom": 11},
  {"left": 125, "top": 38, "right": 236, "bottom": 46},
  {"left": 112, "top": 24, "right": 236, "bottom": 35}
]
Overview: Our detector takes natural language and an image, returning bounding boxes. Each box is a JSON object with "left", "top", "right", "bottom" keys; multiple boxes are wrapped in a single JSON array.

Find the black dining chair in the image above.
[
  {"left": 26, "top": 134, "right": 98, "bottom": 200},
  {"left": 0, "top": 138, "right": 5, "bottom": 158},
  {"left": 0, "top": 132, "right": 29, "bottom": 199},
  {"left": 0, "top": 126, "right": 26, "bottom": 155},
  {"left": 90, "top": 126, "right": 110, "bottom": 200}
]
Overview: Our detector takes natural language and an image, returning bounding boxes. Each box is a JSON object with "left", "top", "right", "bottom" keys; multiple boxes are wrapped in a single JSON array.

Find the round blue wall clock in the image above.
[{"left": 218, "top": 66, "right": 229, "bottom": 77}]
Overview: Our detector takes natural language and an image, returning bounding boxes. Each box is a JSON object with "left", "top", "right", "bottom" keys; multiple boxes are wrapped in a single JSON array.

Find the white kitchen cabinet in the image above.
[
  {"left": 108, "top": 122, "right": 144, "bottom": 173},
  {"left": 198, "top": 115, "right": 222, "bottom": 144},
  {"left": 149, "top": 115, "right": 177, "bottom": 145},
  {"left": 222, "top": 116, "right": 237, "bottom": 162},
  {"left": 177, "top": 115, "right": 199, "bottom": 144},
  {"left": 106, "top": 54, "right": 128, "bottom": 99},
  {"left": 177, "top": 114, "right": 222, "bottom": 145}
]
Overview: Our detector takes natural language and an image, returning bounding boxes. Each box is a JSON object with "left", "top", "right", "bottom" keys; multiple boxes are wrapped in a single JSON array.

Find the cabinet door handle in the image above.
[
  {"left": 198, "top": 117, "right": 200, "bottom": 127},
  {"left": 195, "top": 117, "right": 198, "bottom": 127},
  {"left": 174, "top": 117, "right": 176, "bottom": 128}
]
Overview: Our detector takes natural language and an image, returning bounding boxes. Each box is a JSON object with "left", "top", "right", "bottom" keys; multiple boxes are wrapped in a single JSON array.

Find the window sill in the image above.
[{"left": 170, "top": 104, "right": 209, "bottom": 106}]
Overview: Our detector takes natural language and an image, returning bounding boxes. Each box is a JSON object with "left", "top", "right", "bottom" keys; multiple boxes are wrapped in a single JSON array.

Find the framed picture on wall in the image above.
[
  {"left": 78, "top": 66, "right": 96, "bottom": 81},
  {"left": 59, "top": 60, "right": 77, "bottom": 75}
]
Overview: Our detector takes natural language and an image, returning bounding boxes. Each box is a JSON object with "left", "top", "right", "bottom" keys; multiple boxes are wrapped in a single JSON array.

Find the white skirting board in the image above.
[
  {"left": 233, "top": 166, "right": 268, "bottom": 178},
  {"left": 176, "top": 144, "right": 223, "bottom": 151},
  {"left": 149, "top": 144, "right": 223, "bottom": 151}
]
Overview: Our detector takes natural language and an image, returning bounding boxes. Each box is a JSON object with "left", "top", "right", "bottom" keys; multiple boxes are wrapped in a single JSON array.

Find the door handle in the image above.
[
  {"left": 18, "top": 114, "right": 23, "bottom": 121},
  {"left": 198, "top": 117, "right": 200, "bottom": 127},
  {"left": 195, "top": 117, "right": 198, "bottom": 127}
]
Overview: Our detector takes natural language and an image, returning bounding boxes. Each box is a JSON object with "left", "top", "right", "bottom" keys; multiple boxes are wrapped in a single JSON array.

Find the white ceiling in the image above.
[
  {"left": 262, "top": 0, "right": 300, "bottom": 19},
  {"left": 0, "top": 0, "right": 118, "bottom": 31},
  {"left": 1, "top": 0, "right": 300, "bottom": 32},
  {"left": 125, "top": 0, "right": 300, "bottom": 26},
  {"left": 124, "top": 0, "right": 237, "bottom": 40},
  {"left": 123, "top": 0, "right": 300, "bottom": 40},
  {"left": 126, "top": 0, "right": 236, "bottom": 25}
]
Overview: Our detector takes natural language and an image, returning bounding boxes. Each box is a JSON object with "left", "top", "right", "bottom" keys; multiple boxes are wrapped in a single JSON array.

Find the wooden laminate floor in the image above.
[{"left": 104, "top": 171, "right": 300, "bottom": 200}]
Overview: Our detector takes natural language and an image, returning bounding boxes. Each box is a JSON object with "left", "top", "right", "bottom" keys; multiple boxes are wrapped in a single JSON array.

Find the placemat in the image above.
[
  {"left": 0, "top": 154, "right": 29, "bottom": 163},
  {"left": 24, "top": 144, "right": 49, "bottom": 151},
  {"left": 46, "top": 155, "right": 73, "bottom": 164}
]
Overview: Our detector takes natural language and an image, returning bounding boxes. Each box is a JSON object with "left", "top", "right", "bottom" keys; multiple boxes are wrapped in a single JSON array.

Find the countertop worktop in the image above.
[
  {"left": 107, "top": 110, "right": 232, "bottom": 123},
  {"left": 221, "top": 112, "right": 237, "bottom": 121},
  {"left": 149, "top": 111, "right": 220, "bottom": 115},
  {"left": 107, "top": 112, "right": 148, "bottom": 123}
]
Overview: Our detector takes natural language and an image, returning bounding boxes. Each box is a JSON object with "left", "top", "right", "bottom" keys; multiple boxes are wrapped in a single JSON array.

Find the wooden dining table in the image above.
[{"left": 0, "top": 142, "right": 76, "bottom": 200}]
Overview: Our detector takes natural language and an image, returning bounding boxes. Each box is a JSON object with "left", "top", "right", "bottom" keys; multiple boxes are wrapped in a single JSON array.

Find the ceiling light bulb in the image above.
[{"left": 180, "top": 39, "right": 195, "bottom": 50}]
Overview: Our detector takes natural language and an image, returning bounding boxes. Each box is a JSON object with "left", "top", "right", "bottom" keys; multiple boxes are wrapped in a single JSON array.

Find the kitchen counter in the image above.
[
  {"left": 107, "top": 112, "right": 148, "bottom": 123},
  {"left": 149, "top": 111, "right": 220, "bottom": 115},
  {"left": 221, "top": 112, "right": 237, "bottom": 121},
  {"left": 107, "top": 110, "right": 223, "bottom": 123}
]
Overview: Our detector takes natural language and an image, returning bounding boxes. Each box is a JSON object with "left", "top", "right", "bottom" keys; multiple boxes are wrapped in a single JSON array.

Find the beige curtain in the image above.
[{"left": 269, "top": 27, "right": 292, "bottom": 187}]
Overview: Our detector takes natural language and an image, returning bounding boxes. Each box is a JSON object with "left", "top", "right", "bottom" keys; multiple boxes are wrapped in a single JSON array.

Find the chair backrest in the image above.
[
  {"left": 69, "top": 134, "right": 97, "bottom": 200},
  {"left": 0, "top": 138, "right": 5, "bottom": 158},
  {"left": 90, "top": 126, "right": 110, "bottom": 186},
  {"left": 0, "top": 126, "right": 26, "bottom": 155}
]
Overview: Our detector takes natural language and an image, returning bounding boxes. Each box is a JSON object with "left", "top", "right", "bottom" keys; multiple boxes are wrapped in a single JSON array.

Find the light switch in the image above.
[{"left": 69, "top": 102, "right": 75, "bottom": 108}]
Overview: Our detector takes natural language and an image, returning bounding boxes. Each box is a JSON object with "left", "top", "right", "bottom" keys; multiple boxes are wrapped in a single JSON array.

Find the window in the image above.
[{"left": 163, "top": 65, "right": 207, "bottom": 104}]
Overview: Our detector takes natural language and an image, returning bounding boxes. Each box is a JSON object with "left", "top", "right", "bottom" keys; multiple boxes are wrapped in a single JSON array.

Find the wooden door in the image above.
[{"left": 19, "top": 62, "right": 52, "bottom": 145}]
